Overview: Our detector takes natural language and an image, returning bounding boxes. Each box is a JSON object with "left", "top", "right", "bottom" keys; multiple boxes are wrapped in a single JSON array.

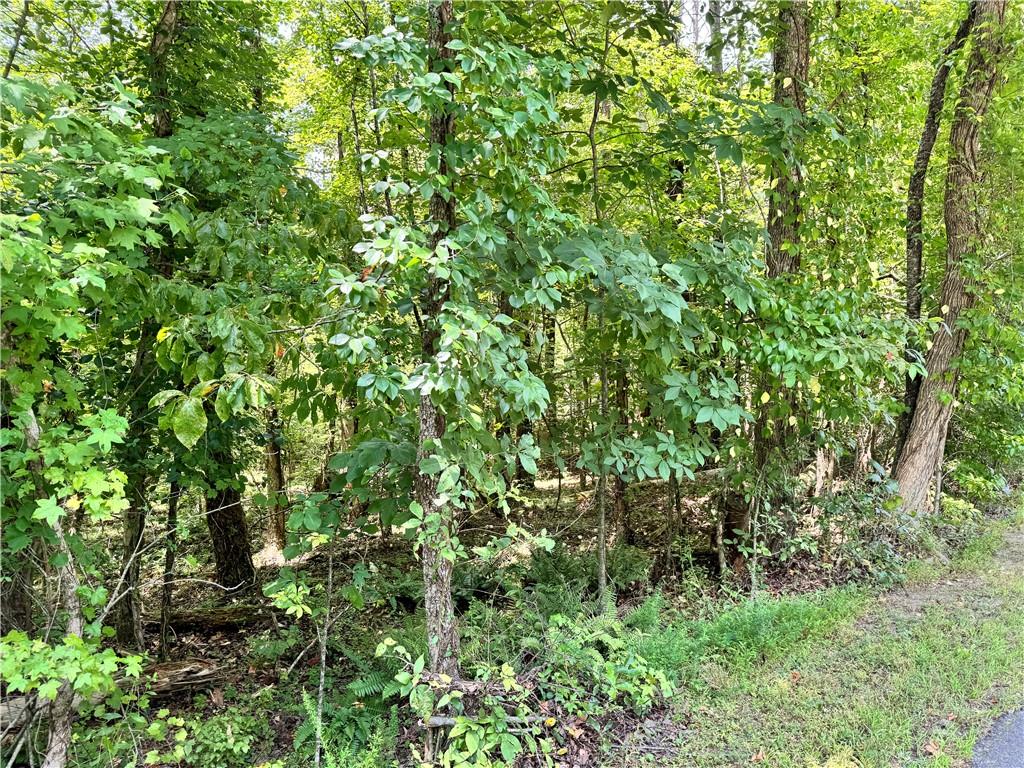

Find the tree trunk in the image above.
[
  {"left": 115, "top": 466, "right": 148, "bottom": 649},
  {"left": 893, "top": 0, "right": 1007, "bottom": 516},
  {"left": 708, "top": 0, "right": 724, "bottom": 75},
  {"left": 264, "top": 406, "right": 287, "bottom": 551},
  {"left": 612, "top": 364, "right": 631, "bottom": 544},
  {"left": 40, "top": 520, "right": 83, "bottom": 768},
  {"left": 416, "top": 0, "right": 460, "bottom": 679},
  {"left": 148, "top": 0, "right": 179, "bottom": 141},
  {"left": 764, "top": 0, "right": 808, "bottom": 276},
  {"left": 596, "top": 336, "right": 610, "bottom": 599},
  {"left": 747, "top": 0, "right": 809, "bottom": 541},
  {"left": 114, "top": 0, "right": 179, "bottom": 650},
  {"left": 2, "top": 0, "right": 29, "bottom": 79},
  {"left": 115, "top": 325, "right": 157, "bottom": 650},
  {"left": 895, "top": 3, "right": 977, "bottom": 465},
  {"left": 158, "top": 482, "right": 180, "bottom": 661},
  {"left": 206, "top": 478, "right": 255, "bottom": 591},
  {"left": 349, "top": 86, "right": 369, "bottom": 215}
]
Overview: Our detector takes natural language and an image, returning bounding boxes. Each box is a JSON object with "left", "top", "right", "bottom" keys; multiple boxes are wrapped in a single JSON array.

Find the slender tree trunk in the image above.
[
  {"left": 264, "top": 406, "right": 287, "bottom": 551},
  {"left": 2, "top": 0, "right": 29, "bottom": 79},
  {"left": 115, "top": 466, "right": 148, "bottom": 649},
  {"left": 708, "top": 0, "right": 724, "bottom": 75},
  {"left": 895, "top": 3, "right": 978, "bottom": 465},
  {"left": 115, "top": 326, "right": 156, "bottom": 650},
  {"left": 158, "top": 482, "right": 180, "bottom": 661},
  {"left": 385, "top": 0, "right": 417, "bottom": 226},
  {"left": 349, "top": 86, "right": 369, "bottom": 215},
  {"left": 743, "top": 0, "right": 809, "bottom": 544},
  {"left": 596, "top": 322, "right": 610, "bottom": 599},
  {"left": 40, "top": 518, "right": 84, "bottom": 768},
  {"left": 894, "top": 0, "right": 1007, "bottom": 516},
  {"left": 612, "top": 365, "right": 631, "bottom": 544},
  {"left": 417, "top": 0, "right": 459, "bottom": 679}
]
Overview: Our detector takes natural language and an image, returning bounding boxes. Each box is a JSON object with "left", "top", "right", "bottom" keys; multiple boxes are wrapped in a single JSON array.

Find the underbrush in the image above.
[{"left": 66, "top": 486, "right": 1018, "bottom": 768}]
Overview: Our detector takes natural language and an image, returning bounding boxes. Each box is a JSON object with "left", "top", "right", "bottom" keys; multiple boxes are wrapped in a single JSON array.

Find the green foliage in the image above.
[
  {"left": 4, "top": 1, "right": 1024, "bottom": 765},
  {"left": 246, "top": 625, "right": 304, "bottom": 668},
  {"left": 628, "top": 588, "right": 866, "bottom": 686},
  {"left": 184, "top": 711, "right": 268, "bottom": 768},
  {"left": 524, "top": 542, "right": 653, "bottom": 607},
  {"left": 292, "top": 690, "right": 398, "bottom": 768}
]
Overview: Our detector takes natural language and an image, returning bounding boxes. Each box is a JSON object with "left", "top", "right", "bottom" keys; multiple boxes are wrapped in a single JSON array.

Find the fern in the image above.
[{"left": 347, "top": 669, "right": 389, "bottom": 698}]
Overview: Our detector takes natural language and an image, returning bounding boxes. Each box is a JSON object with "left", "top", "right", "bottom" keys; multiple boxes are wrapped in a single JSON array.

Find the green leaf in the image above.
[
  {"left": 500, "top": 734, "right": 521, "bottom": 763},
  {"left": 33, "top": 497, "right": 63, "bottom": 527},
  {"left": 171, "top": 397, "right": 207, "bottom": 449},
  {"left": 520, "top": 453, "right": 538, "bottom": 475}
]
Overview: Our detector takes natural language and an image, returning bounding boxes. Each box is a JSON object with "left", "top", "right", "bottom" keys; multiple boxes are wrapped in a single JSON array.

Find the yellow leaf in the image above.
[
  {"left": 941, "top": 304, "right": 950, "bottom": 314},
  {"left": 788, "top": 416, "right": 798, "bottom": 427},
  {"left": 808, "top": 377, "right": 821, "bottom": 395},
  {"left": 66, "top": 494, "right": 81, "bottom": 511},
  {"left": 156, "top": 326, "right": 172, "bottom": 342},
  {"left": 760, "top": 391, "right": 771, "bottom": 404}
]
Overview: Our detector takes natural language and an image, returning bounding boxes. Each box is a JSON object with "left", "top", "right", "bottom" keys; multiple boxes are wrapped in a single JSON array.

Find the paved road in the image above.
[{"left": 972, "top": 710, "right": 1024, "bottom": 768}]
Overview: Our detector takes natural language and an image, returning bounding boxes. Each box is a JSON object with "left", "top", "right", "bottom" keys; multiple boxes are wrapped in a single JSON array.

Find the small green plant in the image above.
[
  {"left": 185, "top": 711, "right": 267, "bottom": 768},
  {"left": 247, "top": 625, "right": 304, "bottom": 667},
  {"left": 292, "top": 690, "right": 398, "bottom": 768}
]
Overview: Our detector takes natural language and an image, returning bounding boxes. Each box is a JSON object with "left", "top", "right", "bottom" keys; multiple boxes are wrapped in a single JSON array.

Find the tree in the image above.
[
  {"left": 893, "top": 0, "right": 1009, "bottom": 515},
  {"left": 114, "top": 0, "right": 179, "bottom": 652},
  {"left": 740, "top": 0, "right": 810, "bottom": 550},
  {"left": 415, "top": 0, "right": 460, "bottom": 679},
  {"left": 894, "top": 2, "right": 978, "bottom": 465}
]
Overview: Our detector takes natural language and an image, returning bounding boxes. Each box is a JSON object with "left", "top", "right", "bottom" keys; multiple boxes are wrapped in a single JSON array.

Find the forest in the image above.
[{"left": 1, "top": 0, "right": 1023, "bottom": 766}]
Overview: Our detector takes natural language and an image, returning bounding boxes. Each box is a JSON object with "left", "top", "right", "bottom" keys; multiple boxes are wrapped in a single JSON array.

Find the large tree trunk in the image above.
[
  {"left": 206, "top": 477, "right": 255, "bottom": 591},
  {"left": 416, "top": 0, "right": 459, "bottom": 679},
  {"left": 894, "top": 3, "right": 978, "bottom": 465},
  {"left": 738, "top": 0, "right": 809, "bottom": 549},
  {"left": 764, "top": 0, "right": 808, "bottom": 277},
  {"left": 15, "top": 403, "right": 83, "bottom": 768},
  {"left": 893, "top": 0, "right": 1007, "bottom": 516}
]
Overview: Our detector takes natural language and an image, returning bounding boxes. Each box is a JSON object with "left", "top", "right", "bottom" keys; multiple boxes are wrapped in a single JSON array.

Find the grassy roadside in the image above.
[{"left": 611, "top": 518, "right": 1024, "bottom": 768}]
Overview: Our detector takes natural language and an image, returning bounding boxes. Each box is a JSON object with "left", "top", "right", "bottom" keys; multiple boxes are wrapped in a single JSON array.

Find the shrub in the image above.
[{"left": 186, "top": 711, "right": 267, "bottom": 768}]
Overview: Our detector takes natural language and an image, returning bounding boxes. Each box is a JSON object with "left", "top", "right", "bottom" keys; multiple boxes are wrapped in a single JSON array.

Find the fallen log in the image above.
[
  {"left": 146, "top": 659, "right": 224, "bottom": 697},
  {"left": 143, "top": 604, "right": 282, "bottom": 632},
  {"left": 1, "top": 659, "right": 223, "bottom": 733}
]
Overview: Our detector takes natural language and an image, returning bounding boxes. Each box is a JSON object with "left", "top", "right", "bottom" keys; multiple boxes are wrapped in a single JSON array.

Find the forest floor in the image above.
[{"left": 609, "top": 524, "right": 1024, "bottom": 768}]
